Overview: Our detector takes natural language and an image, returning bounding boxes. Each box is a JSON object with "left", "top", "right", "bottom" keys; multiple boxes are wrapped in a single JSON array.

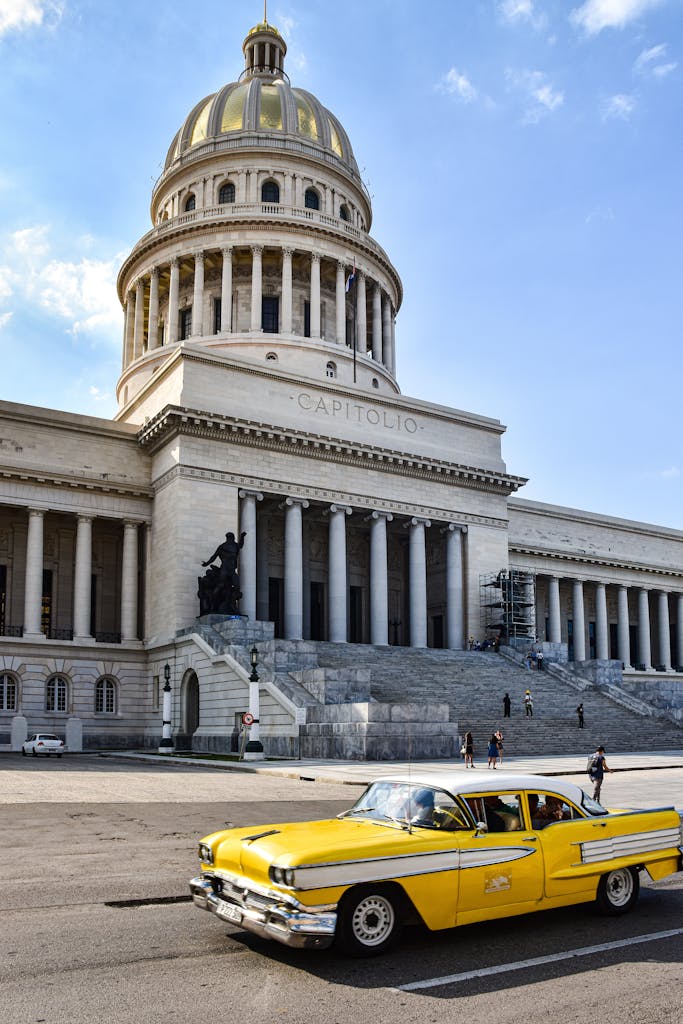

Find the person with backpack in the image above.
[{"left": 587, "top": 745, "right": 610, "bottom": 801}]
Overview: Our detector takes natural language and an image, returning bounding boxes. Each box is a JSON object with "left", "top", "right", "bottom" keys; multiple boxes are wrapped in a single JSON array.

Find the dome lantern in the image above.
[{"left": 241, "top": 21, "right": 288, "bottom": 83}]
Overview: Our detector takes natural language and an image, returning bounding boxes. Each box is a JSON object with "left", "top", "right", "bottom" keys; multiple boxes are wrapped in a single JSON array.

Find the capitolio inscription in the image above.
[{"left": 295, "top": 392, "right": 418, "bottom": 433}]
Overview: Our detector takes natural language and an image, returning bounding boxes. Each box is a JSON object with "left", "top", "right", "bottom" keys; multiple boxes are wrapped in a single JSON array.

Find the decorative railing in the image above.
[
  {"left": 0, "top": 625, "right": 23, "bottom": 637},
  {"left": 95, "top": 632, "right": 122, "bottom": 644}
]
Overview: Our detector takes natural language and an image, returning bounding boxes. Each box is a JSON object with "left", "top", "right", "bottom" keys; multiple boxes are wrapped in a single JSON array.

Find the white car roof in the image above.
[{"left": 370, "top": 770, "right": 588, "bottom": 805}]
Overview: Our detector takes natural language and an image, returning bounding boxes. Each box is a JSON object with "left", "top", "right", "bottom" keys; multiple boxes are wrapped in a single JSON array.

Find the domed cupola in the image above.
[
  {"left": 163, "top": 20, "right": 360, "bottom": 182},
  {"left": 116, "top": 18, "right": 402, "bottom": 420}
]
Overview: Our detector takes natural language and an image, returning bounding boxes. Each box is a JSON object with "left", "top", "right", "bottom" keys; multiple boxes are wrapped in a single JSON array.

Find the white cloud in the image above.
[
  {"left": 1, "top": 225, "right": 123, "bottom": 339},
  {"left": 659, "top": 466, "right": 680, "bottom": 479},
  {"left": 601, "top": 92, "right": 636, "bottom": 119},
  {"left": 0, "top": 0, "right": 63, "bottom": 37},
  {"left": 634, "top": 43, "right": 678, "bottom": 77},
  {"left": 438, "top": 67, "right": 478, "bottom": 102},
  {"left": 506, "top": 69, "right": 564, "bottom": 123},
  {"left": 585, "top": 205, "right": 615, "bottom": 223},
  {"left": 570, "top": 0, "right": 664, "bottom": 35},
  {"left": 498, "top": 0, "right": 547, "bottom": 30},
  {"left": 0, "top": 311, "right": 13, "bottom": 329},
  {"left": 88, "top": 385, "right": 111, "bottom": 403}
]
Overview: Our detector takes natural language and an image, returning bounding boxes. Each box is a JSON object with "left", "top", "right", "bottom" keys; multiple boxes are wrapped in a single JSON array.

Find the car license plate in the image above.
[{"left": 216, "top": 900, "right": 242, "bottom": 925}]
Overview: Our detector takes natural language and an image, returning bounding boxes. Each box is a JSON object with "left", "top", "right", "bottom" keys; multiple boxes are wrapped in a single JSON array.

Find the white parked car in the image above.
[{"left": 22, "top": 734, "right": 65, "bottom": 757}]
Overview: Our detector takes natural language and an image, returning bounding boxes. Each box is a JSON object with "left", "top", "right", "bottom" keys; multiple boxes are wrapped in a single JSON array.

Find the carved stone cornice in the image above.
[
  {"left": 138, "top": 405, "right": 527, "bottom": 498},
  {"left": 510, "top": 544, "right": 683, "bottom": 581}
]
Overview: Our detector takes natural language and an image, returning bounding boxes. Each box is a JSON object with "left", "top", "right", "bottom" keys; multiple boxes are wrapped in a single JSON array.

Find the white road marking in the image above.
[{"left": 391, "top": 927, "right": 683, "bottom": 992}]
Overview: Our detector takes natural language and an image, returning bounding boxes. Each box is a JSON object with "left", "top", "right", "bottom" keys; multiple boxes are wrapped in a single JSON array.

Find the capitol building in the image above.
[{"left": 1, "top": 20, "right": 681, "bottom": 758}]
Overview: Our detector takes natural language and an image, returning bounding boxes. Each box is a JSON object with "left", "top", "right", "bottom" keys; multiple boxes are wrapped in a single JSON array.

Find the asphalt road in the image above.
[{"left": 1, "top": 754, "right": 682, "bottom": 1024}]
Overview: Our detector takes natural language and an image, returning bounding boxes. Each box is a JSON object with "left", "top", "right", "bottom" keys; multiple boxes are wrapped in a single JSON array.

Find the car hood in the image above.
[{"left": 210, "top": 817, "right": 423, "bottom": 887}]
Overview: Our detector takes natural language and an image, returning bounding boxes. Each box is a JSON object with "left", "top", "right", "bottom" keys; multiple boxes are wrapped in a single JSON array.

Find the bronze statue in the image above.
[{"left": 198, "top": 531, "right": 246, "bottom": 616}]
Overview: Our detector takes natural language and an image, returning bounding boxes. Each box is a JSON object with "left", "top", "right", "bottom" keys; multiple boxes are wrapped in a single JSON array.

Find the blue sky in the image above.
[{"left": 0, "top": 0, "right": 681, "bottom": 528}]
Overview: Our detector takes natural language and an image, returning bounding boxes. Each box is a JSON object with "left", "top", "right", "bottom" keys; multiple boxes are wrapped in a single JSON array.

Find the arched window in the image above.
[
  {"left": 0, "top": 672, "right": 18, "bottom": 712},
  {"left": 219, "top": 182, "right": 235, "bottom": 204},
  {"left": 261, "top": 179, "right": 280, "bottom": 203},
  {"left": 46, "top": 675, "right": 68, "bottom": 713},
  {"left": 184, "top": 194, "right": 196, "bottom": 212},
  {"left": 95, "top": 677, "right": 117, "bottom": 714},
  {"left": 305, "top": 188, "right": 320, "bottom": 211},
  {"left": 372, "top": 378, "right": 379, "bottom": 389},
  {"left": 326, "top": 361, "right": 337, "bottom": 379},
  {"left": 339, "top": 204, "right": 349, "bottom": 222},
  {"left": 265, "top": 351, "right": 278, "bottom": 361}
]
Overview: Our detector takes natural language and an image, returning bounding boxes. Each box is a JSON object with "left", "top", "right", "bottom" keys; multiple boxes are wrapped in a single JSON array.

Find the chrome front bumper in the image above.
[{"left": 189, "top": 875, "right": 337, "bottom": 950}]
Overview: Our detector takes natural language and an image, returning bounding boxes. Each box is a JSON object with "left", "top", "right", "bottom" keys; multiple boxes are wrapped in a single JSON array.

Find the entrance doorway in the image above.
[{"left": 182, "top": 670, "right": 200, "bottom": 738}]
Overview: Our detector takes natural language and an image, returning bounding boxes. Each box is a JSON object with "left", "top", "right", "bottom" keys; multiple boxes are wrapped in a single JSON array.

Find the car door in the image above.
[{"left": 455, "top": 790, "right": 543, "bottom": 925}]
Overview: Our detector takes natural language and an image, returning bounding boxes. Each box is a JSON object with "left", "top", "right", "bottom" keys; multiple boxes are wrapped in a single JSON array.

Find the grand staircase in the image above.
[{"left": 309, "top": 643, "right": 683, "bottom": 757}]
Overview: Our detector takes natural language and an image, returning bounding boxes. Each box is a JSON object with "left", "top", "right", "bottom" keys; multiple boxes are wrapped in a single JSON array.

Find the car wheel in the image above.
[
  {"left": 57, "top": 754, "right": 63, "bottom": 758},
  {"left": 31, "top": 749, "right": 37, "bottom": 757},
  {"left": 335, "top": 885, "right": 403, "bottom": 957},
  {"left": 21, "top": 748, "right": 26, "bottom": 757},
  {"left": 596, "top": 867, "right": 640, "bottom": 915}
]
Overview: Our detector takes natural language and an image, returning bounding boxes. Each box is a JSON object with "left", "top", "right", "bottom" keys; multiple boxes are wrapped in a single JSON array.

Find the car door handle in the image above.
[
  {"left": 592, "top": 822, "right": 607, "bottom": 828},
  {"left": 525, "top": 837, "right": 538, "bottom": 842}
]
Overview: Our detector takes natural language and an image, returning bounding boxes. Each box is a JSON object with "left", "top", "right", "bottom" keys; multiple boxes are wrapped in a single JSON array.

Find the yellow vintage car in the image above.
[{"left": 189, "top": 770, "right": 683, "bottom": 956}]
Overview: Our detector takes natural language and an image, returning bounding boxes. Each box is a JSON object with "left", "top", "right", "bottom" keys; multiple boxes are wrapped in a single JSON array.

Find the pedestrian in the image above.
[
  {"left": 464, "top": 731, "right": 474, "bottom": 768},
  {"left": 495, "top": 729, "right": 504, "bottom": 766},
  {"left": 536, "top": 650, "right": 544, "bottom": 671},
  {"left": 487, "top": 732, "right": 499, "bottom": 769},
  {"left": 524, "top": 651, "right": 532, "bottom": 670},
  {"left": 576, "top": 703, "right": 584, "bottom": 728},
  {"left": 587, "top": 745, "right": 610, "bottom": 801},
  {"left": 524, "top": 689, "right": 533, "bottom": 717},
  {"left": 503, "top": 691, "right": 511, "bottom": 717},
  {"left": 468, "top": 635, "right": 474, "bottom": 651}
]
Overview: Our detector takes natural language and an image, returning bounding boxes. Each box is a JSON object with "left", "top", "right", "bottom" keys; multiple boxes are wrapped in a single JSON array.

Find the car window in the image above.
[
  {"left": 462, "top": 793, "right": 523, "bottom": 833},
  {"left": 344, "top": 782, "right": 469, "bottom": 830},
  {"left": 526, "top": 792, "right": 581, "bottom": 830}
]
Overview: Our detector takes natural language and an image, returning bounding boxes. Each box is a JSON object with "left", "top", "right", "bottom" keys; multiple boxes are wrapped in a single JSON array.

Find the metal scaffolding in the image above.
[{"left": 480, "top": 568, "right": 536, "bottom": 641}]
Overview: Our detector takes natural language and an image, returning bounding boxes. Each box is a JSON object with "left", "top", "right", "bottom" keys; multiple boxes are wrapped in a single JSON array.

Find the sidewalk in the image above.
[{"left": 99, "top": 748, "right": 683, "bottom": 786}]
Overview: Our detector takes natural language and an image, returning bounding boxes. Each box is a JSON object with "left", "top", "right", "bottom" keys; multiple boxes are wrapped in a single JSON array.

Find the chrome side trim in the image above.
[{"left": 580, "top": 827, "right": 681, "bottom": 864}]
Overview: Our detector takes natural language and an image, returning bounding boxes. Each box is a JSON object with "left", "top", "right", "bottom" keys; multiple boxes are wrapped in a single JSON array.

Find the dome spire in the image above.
[{"left": 242, "top": 14, "right": 287, "bottom": 82}]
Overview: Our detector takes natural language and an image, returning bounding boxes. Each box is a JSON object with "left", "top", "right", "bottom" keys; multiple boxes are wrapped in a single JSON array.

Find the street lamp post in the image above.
[
  {"left": 243, "top": 645, "right": 264, "bottom": 760},
  {"left": 159, "top": 662, "right": 175, "bottom": 755}
]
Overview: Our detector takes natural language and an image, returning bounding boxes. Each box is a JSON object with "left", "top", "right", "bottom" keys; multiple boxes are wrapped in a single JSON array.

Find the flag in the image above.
[{"left": 345, "top": 266, "right": 356, "bottom": 292}]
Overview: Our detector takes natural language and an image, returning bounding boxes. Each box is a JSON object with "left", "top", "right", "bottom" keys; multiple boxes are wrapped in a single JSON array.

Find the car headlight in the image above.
[
  {"left": 198, "top": 843, "right": 214, "bottom": 866},
  {"left": 269, "top": 866, "right": 295, "bottom": 887}
]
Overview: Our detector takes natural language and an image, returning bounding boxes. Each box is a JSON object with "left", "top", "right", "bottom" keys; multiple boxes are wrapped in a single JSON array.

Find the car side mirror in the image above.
[{"left": 474, "top": 821, "right": 489, "bottom": 837}]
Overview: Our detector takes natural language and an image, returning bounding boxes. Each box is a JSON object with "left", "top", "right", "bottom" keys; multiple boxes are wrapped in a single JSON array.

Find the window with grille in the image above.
[
  {"left": 219, "top": 182, "right": 235, "bottom": 203},
  {"left": 262, "top": 296, "right": 279, "bottom": 333},
  {"left": 305, "top": 188, "right": 320, "bottom": 210},
  {"left": 185, "top": 194, "right": 196, "bottom": 211},
  {"left": 0, "top": 673, "right": 17, "bottom": 711},
  {"left": 261, "top": 180, "right": 280, "bottom": 203},
  {"left": 46, "top": 675, "right": 68, "bottom": 713},
  {"left": 95, "top": 677, "right": 116, "bottom": 714},
  {"left": 180, "top": 308, "right": 192, "bottom": 340}
]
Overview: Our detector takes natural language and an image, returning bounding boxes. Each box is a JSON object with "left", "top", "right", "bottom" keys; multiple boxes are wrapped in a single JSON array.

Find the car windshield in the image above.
[
  {"left": 580, "top": 791, "right": 607, "bottom": 815},
  {"left": 342, "top": 781, "right": 469, "bottom": 831}
]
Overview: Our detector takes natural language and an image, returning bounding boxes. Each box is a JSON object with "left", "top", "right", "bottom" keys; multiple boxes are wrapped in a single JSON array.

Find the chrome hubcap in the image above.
[
  {"left": 607, "top": 869, "right": 634, "bottom": 907},
  {"left": 351, "top": 894, "right": 395, "bottom": 946}
]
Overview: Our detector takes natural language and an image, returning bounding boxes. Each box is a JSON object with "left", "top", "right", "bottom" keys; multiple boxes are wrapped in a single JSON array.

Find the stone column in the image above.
[
  {"left": 356, "top": 272, "right": 367, "bottom": 355},
  {"left": 281, "top": 247, "right": 293, "bottom": 333},
  {"left": 238, "top": 490, "right": 263, "bottom": 623},
  {"left": 148, "top": 267, "right": 159, "bottom": 349},
  {"left": 284, "top": 498, "right": 308, "bottom": 639},
  {"left": 23, "top": 509, "right": 45, "bottom": 639},
  {"left": 617, "top": 586, "right": 631, "bottom": 667},
  {"left": 168, "top": 258, "right": 180, "bottom": 345},
  {"left": 372, "top": 283, "right": 382, "bottom": 362},
  {"left": 133, "top": 278, "right": 145, "bottom": 359},
  {"left": 121, "top": 522, "right": 139, "bottom": 643},
  {"left": 123, "top": 292, "right": 135, "bottom": 368},
  {"left": 637, "top": 589, "right": 651, "bottom": 670},
  {"left": 73, "top": 515, "right": 93, "bottom": 641},
  {"left": 382, "top": 295, "right": 391, "bottom": 369},
  {"left": 250, "top": 245, "right": 263, "bottom": 331},
  {"left": 548, "top": 576, "right": 561, "bottom": 644},
  {"left": 444, "top": 524, "right": 465, "bottom": 650},
  {"left": 658, "top": 591, "right": 672, "bottom": 670},
  {"left": 328, "top": 504, "right": 351, "bottom": 643},
  {"left": 677, "top": 594, "right": 683, "bottom": 670},
  {"left": 595, "top": 582, "right": 608, "bottom": 659},
  {"left": 572, "top": 579, "right": 586, "bottom": 661},
  {"left": 310, "top": 253, "right": 321, "bottom": 339},
  {"left": 369, "top": 511, "right": 392, "bottom": 646},
  {"left": 192, "top": 251, "right": 205, "bottom": 336},
  {"left": 284, "top": 172, "right": 293, "bottom": 207},
  {"left": 336, "top": 261, "right": 346, "bottom": 345},
  {"left": 390, "top": 312, "right": 396, "bottom": 374},
  {"left": 406, "top": 517, "right": 431, "bottom": 648},
  {"left": 221, "top": 247, "right": 233, "bottom": 332},
  {"left": 237, "top": 169, "right": 247, "bottom": 203}
]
